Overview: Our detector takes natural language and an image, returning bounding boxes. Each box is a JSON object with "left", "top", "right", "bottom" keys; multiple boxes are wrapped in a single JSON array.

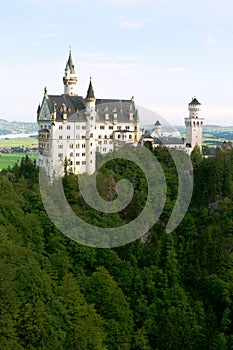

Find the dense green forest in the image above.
[{"left": 1, "top": 147, "right": 233, "bottom": 349}]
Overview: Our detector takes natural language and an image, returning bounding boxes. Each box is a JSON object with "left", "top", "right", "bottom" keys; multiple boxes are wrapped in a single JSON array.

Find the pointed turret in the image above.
[
  {"left": 67, "top": 50, "right": 75, "bottom": 74},
  {"left": 37, "top": 103, "right": 41, "bottom": 120},
  {"left": 189, "top": 97, "right": 201, "bottom": 106},
  {"left": 86, "top": 78, "right": 95, "bottom": 100},
  {"left": 63, "top": 49, "right": 78, "bottom": 95}
]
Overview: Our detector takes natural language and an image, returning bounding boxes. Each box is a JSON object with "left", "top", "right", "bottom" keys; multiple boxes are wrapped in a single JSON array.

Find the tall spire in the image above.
[
  {"left": 63, "top": 49, "right": 78, "bottom": 95},
  {"left": 86, "top": 77, "right": 95, "bottom": 100},
  {"left": 67, "top": 49, "right": 75, "bottom": 74}
]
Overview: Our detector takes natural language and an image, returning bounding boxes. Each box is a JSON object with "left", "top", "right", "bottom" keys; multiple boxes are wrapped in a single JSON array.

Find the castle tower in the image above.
[
  {"left": 185, "top": 97, "right": 204, "bottom": 153},
  {"left": 63, "top": 50, "right": 78, "bottom": 96},
  {"left": 85, "top": 78, "right": 96, "bottom": 175},
  {"left": 153, "top": 120, "right": 161, "bottom": 138}
]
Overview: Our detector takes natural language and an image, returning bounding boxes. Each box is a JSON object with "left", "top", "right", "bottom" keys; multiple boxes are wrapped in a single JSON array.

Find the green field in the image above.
[
  {"left": 0, "top": 152, "right": 37, "bottom": 170},
  {"left": 0, "top": 137, "right": 37, "bottom": 148}
]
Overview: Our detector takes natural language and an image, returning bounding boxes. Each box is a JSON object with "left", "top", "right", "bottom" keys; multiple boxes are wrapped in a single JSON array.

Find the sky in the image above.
[{"left": 1, "top": 0, "right": 233, "bottom": 126}]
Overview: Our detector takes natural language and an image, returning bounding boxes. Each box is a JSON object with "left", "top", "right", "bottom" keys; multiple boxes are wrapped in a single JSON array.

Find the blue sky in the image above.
[{"left": 1, "top": 0, "right": 233, "bottom": 125}]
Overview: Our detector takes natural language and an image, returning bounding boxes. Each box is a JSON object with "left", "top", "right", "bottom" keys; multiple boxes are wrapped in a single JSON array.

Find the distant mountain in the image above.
[{"left": 0, "top": 119, "right": 37, "bottom": 135}]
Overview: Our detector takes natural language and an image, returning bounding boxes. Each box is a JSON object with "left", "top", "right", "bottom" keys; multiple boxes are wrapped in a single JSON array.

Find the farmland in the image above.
[
  {"left": 0, "top": 152, "right": 37, "bottom": 170},
  {"left": 0, "top": 137, "right": 38, "bottom": 170},
  {"left": 0, "top": 137, "right": 37, "bottom": 149}
]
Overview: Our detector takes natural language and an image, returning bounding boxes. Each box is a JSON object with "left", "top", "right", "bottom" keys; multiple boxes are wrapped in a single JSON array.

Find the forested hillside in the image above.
[{"left": 1, "top": 148, "right": 233, "bottom": 349}]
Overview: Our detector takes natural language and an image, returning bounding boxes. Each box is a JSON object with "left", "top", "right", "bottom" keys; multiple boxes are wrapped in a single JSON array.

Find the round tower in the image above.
[
  {"left": 185, "top": 97, "right": 204, "bottom": 153},
  {"left": 85, "top": 78, "right": 96, "bottom": 175},
  {"left": 63, "top": 50, "right": 78, "bottom": 96},
  {"left": 154, "top": 120, "right": 161, "bottom": 138}
]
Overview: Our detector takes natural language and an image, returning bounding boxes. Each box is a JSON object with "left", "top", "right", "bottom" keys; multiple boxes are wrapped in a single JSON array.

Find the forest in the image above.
[{"left": 1, "top": 146, "right": 233, "bottom": 349}]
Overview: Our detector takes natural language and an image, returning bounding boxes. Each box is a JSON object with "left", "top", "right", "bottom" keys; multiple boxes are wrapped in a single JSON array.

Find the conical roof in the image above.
[
  {"left": 67, "top": 50, "right": 75, "bottom": 74},
  {"left": 86, "top": 79, "right": 95, "bottom": 99},
  {"left": 189, "top": 97, "right": 201, "bottom": 105}
]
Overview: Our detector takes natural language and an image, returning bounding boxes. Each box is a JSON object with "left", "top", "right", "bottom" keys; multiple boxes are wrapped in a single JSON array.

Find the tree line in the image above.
[{"left": 1, "top": 147, "right": 233, "bottom": 349}]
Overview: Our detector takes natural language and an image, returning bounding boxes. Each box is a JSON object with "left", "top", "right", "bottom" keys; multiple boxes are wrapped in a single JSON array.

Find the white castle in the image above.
[
  {"left": 37, "top": 51, "right": 204, "bottom": 177},
  {"left": 37, "top": 50, "right": 140, "bottom": 177}
]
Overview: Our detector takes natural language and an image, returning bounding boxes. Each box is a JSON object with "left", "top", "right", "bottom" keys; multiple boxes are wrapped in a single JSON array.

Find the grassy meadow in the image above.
[
  {"left": 0, "top": 137, "right": 38, "bottom": 170},
  {"left": 0, "top": 152, "right": 37, "bottom": 170},
  {"left": 0, "top": 137, "right": 37, "bottom": 149}
]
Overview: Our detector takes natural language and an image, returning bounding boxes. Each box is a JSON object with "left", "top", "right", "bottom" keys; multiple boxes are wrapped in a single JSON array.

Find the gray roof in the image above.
[
  {"left": 142, "top": 129, "right": 184, "bottom": 145},
  {"left": 86, "top": 79, "right": 95, "bottom": 99},
  {"left": 46, "top": 95, "right": 86, "bottom": 121},
  {"left": 45, "top": 95, "right": 138, "bottom": 123},
  {"left": 67, "top": 51, "right": 75, "bottom": 74},
  {"left": 189, "top": 97, "right": 201, "bottom": 106},
  {"left": 154, "top": 120, "right": 161, "bottom": 126}
]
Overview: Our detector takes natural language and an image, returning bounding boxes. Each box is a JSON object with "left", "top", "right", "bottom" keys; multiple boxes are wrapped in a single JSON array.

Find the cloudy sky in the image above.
[{"left": 1, "top": 0, "right": 233, "bottom": 125}]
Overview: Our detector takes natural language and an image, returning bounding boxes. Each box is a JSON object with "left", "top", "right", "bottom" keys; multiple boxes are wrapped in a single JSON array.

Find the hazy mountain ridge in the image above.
[{"left": 0, "top": 119, "right": 37, "bottom": 135}]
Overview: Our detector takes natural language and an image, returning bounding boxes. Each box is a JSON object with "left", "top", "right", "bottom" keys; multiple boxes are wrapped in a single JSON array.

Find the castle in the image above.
[
  {"left": 140, "top": 97, "right": 204, "bottom": 154},
  {"left": 37, "top": 51, "right": 204, "bottom": 177}
]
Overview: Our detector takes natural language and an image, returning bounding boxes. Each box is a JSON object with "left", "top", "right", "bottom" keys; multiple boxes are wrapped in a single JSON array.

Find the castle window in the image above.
[
  {"left": 82, "top": 161, "right": 86, "bottom": 165},
  {"left": 129, "top": 135, "right": 132, "bottom": 139},
  {"left": 82, "top": 135, "right": 86, "bottom": 139},
  {"left": 59, "top": 125, "right": 63, "bottom": 130},
  {"left": 70, "top": 161, "right": 73, "bottom": 165},
  {"left": 104, "top": 135, "right": 107, "bottom": 139},
  {"left": 82, "top": 125, "right": 86, "bottom": 129},
  {"left": 100, "top": 125, "right": 105, "bottom": 130},
  {"left": 76, "top": 125, "right": 80, "bottom": 130},
  {"left": 98, "top": 135, "right": 101, "bottom": 139},
  {"left": 76, "top": 143, "right": 80, "bottom": 148},
  {"left": 82, "top": 144, "right": 85, "bottom": 148},
  {"left": 70, "top": 152, "right": 73, "bottom": 157},
  {"left": 82, "top": 153, "right": 85, "bottom": 157},
  {"left": 67, "top": 135, "right": 70, "bottom": 140},
  {"left": 67, "top": 125, "right": 71, "bottom": 130},
  {"left": 90, "top": 133, "right": 93, "bottom": 138},
  {"left": 104, "top": 140, "right": 107, "bottom": 144},
  {"left": 70, "top": 144, "right": 74, "bottom": 148},
  {"left": 76, "top": 161, "right": 80, "bottom": 165},
  {"left": 58, "top": 144, "right": 63, "bottom": 149},
  {"left": 76, "top": 153, "right": 80, "bottom": 157},
  {"left": 118, "top": 134, "right": 121, "bottom": 139},
  {"left": 103, "top": 148, "right": 107, "bottom": 152},
  {"left": 90, "top": 143, "right": 93, "bottom": 146},
  {"left": 126, "top": 126, "right": 130, "bottom": 130},
  {"left": 109, "top": 125, "right": 113, "bottom": 130},
  {"left": 59, "top": 135, "right": 62, "bottom": 140},
  {"left": 58, "top": 153, "right": 63, "bottom": 159}
]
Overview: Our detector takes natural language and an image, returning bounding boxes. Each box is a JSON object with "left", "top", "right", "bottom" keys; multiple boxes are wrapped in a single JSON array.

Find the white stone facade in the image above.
[
  {"left": 185, "top": 98, "right": 204, "bottom": 154},
  {"left": 37, "top": 52, "right": 140, "bottom": 177},
  {"left": 37, "top": 52, "right": 204, "bottom": 177}
]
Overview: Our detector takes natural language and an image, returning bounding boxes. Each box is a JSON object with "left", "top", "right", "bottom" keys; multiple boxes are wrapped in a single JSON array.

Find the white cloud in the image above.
[
  {"left": 117, "top": 56, "right": 135, "bottom": 61},
  {"left": 147, "top": 67, "right": 188, "bottom": 73},
  {"left": 121, "top": 20, "right": 144, "bottom": 28},
  {"left": 203, "top": 35, "right": 220, "bottom": 47},
  {"left": 167, "top": 67, "right": 188, "bottom": 72},
  {"left": 79, "top": 52, "right": 108, "bottom": 61}
]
